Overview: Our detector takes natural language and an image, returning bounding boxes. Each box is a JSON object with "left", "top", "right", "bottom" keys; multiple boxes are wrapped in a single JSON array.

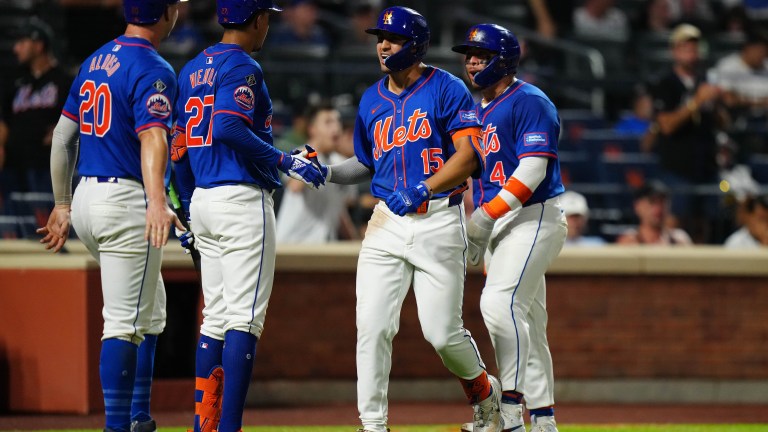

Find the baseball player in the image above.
[
  {"left": 170, "top": 2, "right": 324, "bottom": 432},
  {"left": 37, "top": 1, "right": 184, "bottom": 432},
  {"left": 453, "top": 24, "right": 567, "bottom": 432},
  {"left": 310, "top": 7, "right": 503, "bottom": 432}
]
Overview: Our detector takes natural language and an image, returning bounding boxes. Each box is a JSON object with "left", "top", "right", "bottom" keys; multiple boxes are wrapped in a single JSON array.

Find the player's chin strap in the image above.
[{"left": 190, "top": 365, "right": 224, "bottom": 432}]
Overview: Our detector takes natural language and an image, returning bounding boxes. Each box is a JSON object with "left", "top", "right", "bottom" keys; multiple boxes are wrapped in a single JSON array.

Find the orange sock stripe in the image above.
[
  {"left": 503, "top": 176, "right": 533, "bottom": 203},
  {"left": 459, "top": 370, "right": 492, "bottom": 404},
  {"left": 482, "top": 197, "right": 511, "bottom": 219}
]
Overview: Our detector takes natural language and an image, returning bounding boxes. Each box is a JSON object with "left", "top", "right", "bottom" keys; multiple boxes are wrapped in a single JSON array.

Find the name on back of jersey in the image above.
[
  {"left": 88, "top": 53, "right": 120, "bottom": 77},
  {"left": 189, "top": 67, "right": 216, "bottom": 88},
  {"left": 373, "top": 109, "right": 432, "bottom": 160}
]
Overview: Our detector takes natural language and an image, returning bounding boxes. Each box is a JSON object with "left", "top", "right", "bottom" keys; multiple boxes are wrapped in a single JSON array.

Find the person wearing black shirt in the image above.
[
  {"left": 648, "top": 23, "right": 726, "bottom": 242},
  {"left": 0, "top": 18, "right": 71, "bottom": 204}
]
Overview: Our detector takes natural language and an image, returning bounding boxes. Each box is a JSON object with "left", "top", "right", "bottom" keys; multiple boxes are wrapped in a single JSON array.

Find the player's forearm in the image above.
[
  {"left": 172, "top": 156, "right": 195, "bottom": 210},
  {"left": 139, "top": 127, "right": 170, "bottom": 205},
  {"left": 214, "top": 115, "right": 284, "bottom": 166},
  {"left": 50, "top": 115, "right": 80, "bottom": 205},
  {"left": 327, "top": 156, "right": 373, "bottom": 184},
  {"left": 424, "top": 140, "right": 478, "bottom": 194},
  {"left": 482, "top": 156, "right": 548, "bottom": 219}
]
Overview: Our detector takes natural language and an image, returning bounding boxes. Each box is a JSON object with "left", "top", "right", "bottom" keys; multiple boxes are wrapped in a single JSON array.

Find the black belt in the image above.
[{"left": 415, "top": 193, "right": 463, "bottom": 214}]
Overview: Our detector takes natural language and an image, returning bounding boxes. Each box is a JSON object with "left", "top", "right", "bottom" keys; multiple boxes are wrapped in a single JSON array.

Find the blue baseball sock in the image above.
[
  {"left": 194, "top": 334, "right": 224, "bottom": 432},
  {"left": 101, "top": 338, "right": 138, "bottom": 432},
  {"left": 218, "top": 330, "right": 257, "bottom": 432},
  {"left": 530, "top": 406, "right": 555, "bottom": 419},
  {"left": 131, "top": 334, "right": 158, "bottom": 423}
]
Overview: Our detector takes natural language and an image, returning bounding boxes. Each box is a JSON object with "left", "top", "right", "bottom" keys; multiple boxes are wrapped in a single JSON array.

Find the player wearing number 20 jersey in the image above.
[{"left": 42, "top": 2, "right": 184, "bottom": 432}]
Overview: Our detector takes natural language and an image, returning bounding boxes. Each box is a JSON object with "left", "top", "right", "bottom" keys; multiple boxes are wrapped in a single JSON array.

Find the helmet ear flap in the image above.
[
  {"left": 472, "top": 52, "right": 520, "bottom": 88},
  {"left": 383, "top": 38, "right": 428, "bottom": 72}
]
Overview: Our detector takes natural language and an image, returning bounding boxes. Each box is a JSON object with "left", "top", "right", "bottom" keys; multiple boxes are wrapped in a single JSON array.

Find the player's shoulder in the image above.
[{"left": 512, "top": 81, "right": 556, "bottom": 110}]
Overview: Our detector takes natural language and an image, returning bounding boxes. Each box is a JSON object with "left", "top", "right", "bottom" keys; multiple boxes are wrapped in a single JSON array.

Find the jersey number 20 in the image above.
[{"left": 79, "top": 80, "right": 112, "bottom": 137}]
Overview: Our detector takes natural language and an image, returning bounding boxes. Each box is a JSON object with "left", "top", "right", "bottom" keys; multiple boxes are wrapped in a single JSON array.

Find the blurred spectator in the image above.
[
  {"left": 269, "top": 0, "right": 331, "bottom": 49},
  {"left": 724, "top": 194, "right": 768, "bottom": 247},
  {"left": 276, "top": 102, "right": 358, "bottom": 243},
  {"left": 340, "top": 2, "right": 377, "bottom": 48},
  {"left": 708, "top": 28, "right": 768, "bottom": 112},
  {"left": 717, "top": 131, "right": 760, "bottom": 201},
  {"left": 573, "top": 0, "right": 630, "bottom": 41},
  {"left": 648, "top": 24, "right": 727, "bottom": 242},
  {"left": 616, "top": 181, "right": 693, "bottom": 245},
  {"left": 560, "top": 191, "right": 605, "bottom": 246},
  {"left": 638, "top": 0, "right": 675, "bottom": 32},
  {"left": 614, "top": 87, "right": 654, "bottom": 136},
  {"left": 526, "top": 0, "right": 575, "bottom": 39},
  {"left": 1, "top": 18, "right": 70, "bottom": 202},
  {"left": 667, "top": 0, "right": 716, "bottom": 30},
  {"left": 721, "top": 0, "right": 768, "bottom": 23},
  {"left": 158, "top": 1, "right": 206, "bottom": 59}
]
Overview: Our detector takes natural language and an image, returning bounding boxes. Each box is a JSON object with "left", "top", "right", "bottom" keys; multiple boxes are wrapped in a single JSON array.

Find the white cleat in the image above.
[
  {"left": 500, "top": 402, "right": 526, "bottom": 432},
  {"left": 529, "top": 416, "right": 558, "bottom": 432},
  {"left": 466, "top": 374, "right": 503, "bottom": 432}
]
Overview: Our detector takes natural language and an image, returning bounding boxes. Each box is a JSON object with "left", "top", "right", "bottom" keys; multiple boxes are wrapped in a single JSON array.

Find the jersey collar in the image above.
[
  {"left": 380, "top": 66, "right": 435, "bottom": 99},
  {"left": 204, "top": 43, "right": 247, "bottom": 56},
  {"left": 115, "top": 35, "right": 155, "bottom": 50}
]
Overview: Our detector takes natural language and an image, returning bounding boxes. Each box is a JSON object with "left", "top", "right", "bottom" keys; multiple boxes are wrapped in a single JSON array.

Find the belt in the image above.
[
  {"left": 415, "top": 193, "right": 463, "bottom": 214},
  {"left": 83, "top": 176, "right": 142, "bottom": 187},
  {"left": 523, "top": 198, "right": 546, "bottom": 208}
]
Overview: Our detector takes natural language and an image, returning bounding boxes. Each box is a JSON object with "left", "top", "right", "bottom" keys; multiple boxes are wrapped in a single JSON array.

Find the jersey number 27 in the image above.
[{"left": 185, "top": 95, "right": 214, "bottom": 147}]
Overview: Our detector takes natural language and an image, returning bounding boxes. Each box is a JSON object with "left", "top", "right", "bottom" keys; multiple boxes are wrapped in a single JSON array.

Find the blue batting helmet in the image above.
[
  {"left": 217, "top": 0, "right": 282, "bottom": 25},
  {"left": 365, "top": 6, "right": 430, "bottom": 72},
  {"left": 124, "top": 0, "right": 182, "bottom": 25},
  {"left": 452, "top": 23, "right": 520, "bottom": 87}
]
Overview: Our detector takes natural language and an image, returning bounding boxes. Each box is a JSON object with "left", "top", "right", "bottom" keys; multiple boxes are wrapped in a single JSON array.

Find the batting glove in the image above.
[
  {"left": 277, "top": 151, "right": 325, "bottom": 189},
  {"left": 303, "top": 144, "right": 331, "bottom": 181},
  {"left": 385, "top": 181, "right": 432, "bottom": 216},
  {"left": 175, "top": 225, "right": 197, "bottom": 255},
  {"left": 466, "top": 206, "right": 495, "bottom": 266}
]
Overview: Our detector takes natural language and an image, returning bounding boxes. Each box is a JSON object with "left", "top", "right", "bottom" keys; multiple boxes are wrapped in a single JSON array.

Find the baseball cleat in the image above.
[
  {"left": 469, "top": 374, "right": 503, "bottom": 432},
  {"left": 130, "top": 419, "right": 156, "bottom": 432},
  {"left": 500, "top": 402, "right": 526, "bottom": 431},
  {"left": 529, "top": 415, "right": 557, "bottom": 432}
]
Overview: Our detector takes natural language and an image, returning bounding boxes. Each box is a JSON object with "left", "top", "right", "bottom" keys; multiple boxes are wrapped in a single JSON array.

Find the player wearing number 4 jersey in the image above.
[
  {"left": 310, "top": 6, "right": 502, "bottom": 432},
  {"left": 38, "top": 1, "right": 185, "bottom": 432},
  {"left": 170, "top": 1, "right": 324, "bottom": 432},
  {"left": 453, "top": 24, "right": 567, "bottom": 432}
]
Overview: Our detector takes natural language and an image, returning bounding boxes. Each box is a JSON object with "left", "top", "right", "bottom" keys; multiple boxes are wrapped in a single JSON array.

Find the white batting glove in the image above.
[{"left": 466, "top": 207, "right": 496, "bottom": 266}]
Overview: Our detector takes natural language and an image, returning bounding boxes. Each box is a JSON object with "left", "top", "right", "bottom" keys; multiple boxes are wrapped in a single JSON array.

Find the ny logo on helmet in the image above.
[
  {"left": 383, "top": 11, "right": 393, "bottom": 25},
  {"left": 469, "top": 28, "right": 482, "bottom": 42}
]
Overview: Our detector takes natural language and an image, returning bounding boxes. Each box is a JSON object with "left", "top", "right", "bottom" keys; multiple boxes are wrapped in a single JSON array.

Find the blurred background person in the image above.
[
  {"left": 614, "top": 86, "right": 654, "bottom": 136},
  {"left": 560, "top": 191, "right": 606, "bottom": 246},
  {"left": 276, "top": 102, "right": 358, "bottom": 243},
  {"left": 573, "top": 0, "right": 630, "bottom": 41},
  {"left": 708, "top": 28, "right": 768, "bottom": 115},
  {"left": 616, "top": 180, "right": 693, "bottom": 245},
  {"left": 0, "top": 17, "right": 70, "bottom": 211},
  {"left": 269, "top": 0, "right": 330, "bottom": 49},
  {"left": 724, "top": 194, "right": 768, "bottom": 248}
]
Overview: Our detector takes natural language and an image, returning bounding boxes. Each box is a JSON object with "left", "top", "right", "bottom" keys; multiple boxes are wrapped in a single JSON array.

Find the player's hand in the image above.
[
  {"left": 277, "top": 151, "right": 325, "bottom": 189},
  {"left": 175, "top": 224, "right": 197, "bottom": 254},
  {"left": 385, "top": 181, "right": 431, "bottom": 216},
  {"left": 303, "top": 144, "right": 331, "bottom": 181},
  {"left": 466, "top": 206, "right": 496, "bottom": 266},
  {"left": 145, "top": 200, "right": 185, "bottom": 249},
  {"left": 36, "top": 204, "right": 71, "bottom": 253}
]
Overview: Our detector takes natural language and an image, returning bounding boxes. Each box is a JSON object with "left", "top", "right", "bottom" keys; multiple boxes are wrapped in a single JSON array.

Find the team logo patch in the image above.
[
  {"left": 234, "top": 85, "right": 255, "bottom": 111},
  {"left": 383, "top": 10, "right": 393, "bottom": 25},
  {"left": 265, "top": 114, "right": 272, "bottom": 129},
  {"left": 523, "top": 132, "right": 548, "bottom": 146},
  {"left": 459, "top": 110, "right": 478, "bottom": 122},
  {"left": 146, "top": 93, "right": 171, "bottom": 119},
  {"left": 246, "top": 74, "right": 257, "bottom": 86},
  {"left": 152, "top": 79, "right": 167, "bottom": 93}
]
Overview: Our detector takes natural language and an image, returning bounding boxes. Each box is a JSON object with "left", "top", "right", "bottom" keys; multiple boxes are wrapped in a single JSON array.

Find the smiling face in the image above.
[
  {"left": 463, "top": 47, "right": 494, "bottom": 89},
  {"left": 376, "top": 31, "right": 409, "bottom": 73}
]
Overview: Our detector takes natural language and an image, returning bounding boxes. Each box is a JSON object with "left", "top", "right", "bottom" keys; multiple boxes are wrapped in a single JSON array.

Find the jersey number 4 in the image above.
[
  {"left": 79, "top": 80, "right": 112, "bottom": 137},
  {"left": 489, "top": 161, "right": 507, "bottom": 185},
  {"left": 185, "top": 95, "right": 214, "bottom": 147}
]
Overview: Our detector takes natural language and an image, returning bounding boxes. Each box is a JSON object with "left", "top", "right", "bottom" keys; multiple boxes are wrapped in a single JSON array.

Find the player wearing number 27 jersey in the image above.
[{"left": 39, "top": 2, "right": 184, "bottom": 432}]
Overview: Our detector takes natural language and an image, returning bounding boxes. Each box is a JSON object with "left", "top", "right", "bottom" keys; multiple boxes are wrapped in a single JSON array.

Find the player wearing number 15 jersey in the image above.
[{"left": 38, "top": 1, "right": 184, "bottom": 432}]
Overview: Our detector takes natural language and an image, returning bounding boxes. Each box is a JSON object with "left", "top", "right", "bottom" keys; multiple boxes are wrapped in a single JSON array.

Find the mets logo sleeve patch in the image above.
[{"left": 134, "top": 67, "right": 177, "bottom": 133}]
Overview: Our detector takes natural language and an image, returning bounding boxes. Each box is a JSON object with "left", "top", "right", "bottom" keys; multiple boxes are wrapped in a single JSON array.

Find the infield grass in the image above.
[{"left": 21, "top": 426, "right": 767, "bottom": 432}]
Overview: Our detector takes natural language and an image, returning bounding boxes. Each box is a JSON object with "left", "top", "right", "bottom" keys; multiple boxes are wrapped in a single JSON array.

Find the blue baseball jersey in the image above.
[
  {"left": 472, "top": 80, "right": 565, "bottom": 207},
  {"left": 354, "top": 67, "right": 483, "bottom": 200},
  {"left": 175, "top": 43, "right": 281, "bottom": 190},
  {"left": 62, "top": 36, "right": 176, "bottom": 181}
]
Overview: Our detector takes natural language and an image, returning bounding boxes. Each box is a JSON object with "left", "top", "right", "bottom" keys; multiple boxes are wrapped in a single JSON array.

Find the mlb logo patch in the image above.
[
  {"left": 206, "top": 57, "right": 213, "bottom": 65},
  {"left": 265, "top": 114, "right": 272, "bottom": 129},
  {"left": 523, "top": 132, "right": 548, "bottom": 146},
  {"left": 233, "top": 85, "right": 255, "bottom": 111},
  {"left": 112, "top": 45, "right": 121, "bottom": 52},
  {"left": 146, "top": 93, "right": 171, "bottom": 119},
  {"left": 459, "top": 110, "right": 478, "bottom": 122}
]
